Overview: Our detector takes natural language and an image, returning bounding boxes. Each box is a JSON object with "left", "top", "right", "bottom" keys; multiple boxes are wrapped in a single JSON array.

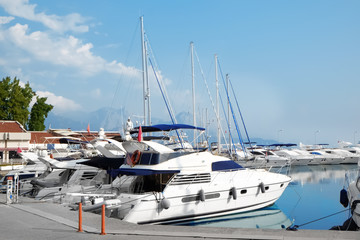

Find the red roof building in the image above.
[{"left": 0, "top": 120, "right": 31, "bottom": 163}]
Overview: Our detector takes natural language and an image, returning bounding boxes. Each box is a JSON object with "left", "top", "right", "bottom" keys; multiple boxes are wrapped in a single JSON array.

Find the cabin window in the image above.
[
  {"left": 265, "top": 186, "right": 269, "bottom": 191},
  {"left": 212, "top": 161, "right": 243, "bottom": 171},
  {"left": 130, "top": 174, "right": 175, "bottom": 193},
  {"left": 280, "top": 183, "right": 284, "bottom": 188},
  {"left": 251, "top": 152, "right": 263, "bottom": 156},
  {"left": 130, "top": 152, "right": 161, "bottom": 165},
  {"left": 240, "top": 189, "right": 247, "bottom": 194},
  {"left": 80, "top": 172, "right": 97, "bottom": 180},
  {"left": 181, "top": 193, "right": 220, "bottom": 203},
  {"left": 169, "top": 173, "right": 211, "bottom": 185}
]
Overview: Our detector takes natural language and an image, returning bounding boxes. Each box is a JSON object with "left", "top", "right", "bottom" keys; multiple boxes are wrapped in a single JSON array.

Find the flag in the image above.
[
  {"left": 126, "top": 153, "right": 132, "bottom": 166},
  {"left": 87, "top": 123, "right": 90, "bottom": 134},
  {"left": 137, "top": 125, "right": 143, "bottom": 142},
  {"left": 17, "top": 147, "right": 22, "bottom": 154}
]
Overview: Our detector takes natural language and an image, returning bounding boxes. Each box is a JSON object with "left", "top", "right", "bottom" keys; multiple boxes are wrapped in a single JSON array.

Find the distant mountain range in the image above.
[{"left": 45, "top": 107, "right": 278, "bottom": 146}]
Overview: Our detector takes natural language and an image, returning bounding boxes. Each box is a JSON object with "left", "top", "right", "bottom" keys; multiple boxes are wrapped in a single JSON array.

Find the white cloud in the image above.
[
  {"left": 4, "top": 23, "right": 140, "bottom": 78},
  {"left": 36, "top": 90, "right": 81, "bottom": 114},
  {"left": 0, "top": 0, "right": 88, "bottom": 33},
  {"left": 0, "top": 16, "right": 14, "bottom": 24}
]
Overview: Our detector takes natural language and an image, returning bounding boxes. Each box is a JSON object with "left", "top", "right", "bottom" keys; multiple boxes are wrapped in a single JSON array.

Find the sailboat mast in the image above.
[
  {"left": 145, "top": 43, "right": 151, "bottom": 126},
  {"left": 226, "top": 74, "right": 231, "bottom": 155},
  {"left": 191, "top": 42, "right": 196, "bottom": 146},
  {"left": 215, "top": 54, "right": 221, "bottom": 153},
  {"left": 140, "top": 16, "right": 149, "bottom": 125}
]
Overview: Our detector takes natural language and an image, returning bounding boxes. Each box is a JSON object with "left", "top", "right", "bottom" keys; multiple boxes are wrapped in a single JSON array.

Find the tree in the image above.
[
  {"left": 0, "top": 76, "right": 53, "bottom": 130},
  {"left": 28, "top": 97, "right": 54, "bottom": 131}
]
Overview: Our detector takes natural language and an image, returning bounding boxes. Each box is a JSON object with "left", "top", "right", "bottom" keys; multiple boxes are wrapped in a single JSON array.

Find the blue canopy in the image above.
[
  {"left": 108, "top": 168, "right": 180, "bottom": 178},
  {"left": 130, "top": 124, "right": 205, "bottom": 134},
  {"left": 257, "top": 143, "right": 297, "bottom": 147}
]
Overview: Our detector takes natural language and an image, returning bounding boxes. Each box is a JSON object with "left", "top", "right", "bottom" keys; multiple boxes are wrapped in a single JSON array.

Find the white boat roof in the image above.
[{"left": 122, "top": 140, "right": 174, "bottom": 154}]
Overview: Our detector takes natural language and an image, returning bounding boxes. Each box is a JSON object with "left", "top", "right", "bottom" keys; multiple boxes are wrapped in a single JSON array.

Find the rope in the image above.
[{"left": 286, "top": 208, "right": 349, "bottom": 230}]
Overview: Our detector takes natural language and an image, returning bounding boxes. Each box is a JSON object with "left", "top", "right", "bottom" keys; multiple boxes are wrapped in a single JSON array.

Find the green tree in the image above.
[
  {"left": 28, "top": 97, "right": 54, "bottom": 131},
  {"left": 0, "top": 76, "right": 53, "bottom": 130}
]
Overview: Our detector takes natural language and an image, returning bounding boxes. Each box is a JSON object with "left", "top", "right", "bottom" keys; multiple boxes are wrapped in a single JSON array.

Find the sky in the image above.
[{"left": 0, "top": 0, "right": 359, "bottom": 147}]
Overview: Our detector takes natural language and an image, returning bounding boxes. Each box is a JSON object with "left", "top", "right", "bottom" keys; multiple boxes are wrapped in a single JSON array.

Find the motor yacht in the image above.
[
  {"left": 291, "top": 149, "right": 322, "bottom": 165},
  {"left": 325, "top": 149, "right": 359, "bottom": 164},
  {"left": 242, "top": 148, "right": 290, "bottom": 168},
  {"left": 110, "top": 138, "right": 291, "bottom": 225},
  {"left": 275, "top": 149, "right": 313, "bottom": 166},
  {"left": 308, "top": 150, "right": 344, "bottom": 165}
]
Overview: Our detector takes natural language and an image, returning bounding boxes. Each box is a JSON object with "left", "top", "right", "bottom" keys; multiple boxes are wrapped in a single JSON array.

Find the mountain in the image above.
[
  {"left": 45, "top": 107, "right": 127, "bottom": 131},
  {"left": 44, "top": 108, "right": 279, "bottom": 146}
]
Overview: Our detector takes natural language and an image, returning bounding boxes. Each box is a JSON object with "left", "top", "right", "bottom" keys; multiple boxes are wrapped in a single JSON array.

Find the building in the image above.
[{"left": 0, "top": 120, "right": 31, "bottom": 164}]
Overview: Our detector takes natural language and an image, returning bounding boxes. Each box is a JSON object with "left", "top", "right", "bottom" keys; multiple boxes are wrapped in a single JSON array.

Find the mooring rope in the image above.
[{"left": 286, "top": 208, "right": 349, "bottom": 230}]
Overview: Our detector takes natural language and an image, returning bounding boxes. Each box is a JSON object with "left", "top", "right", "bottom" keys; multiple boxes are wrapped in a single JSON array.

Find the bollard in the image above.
[
  {"left": 78, "top": 202, "right": 83, "bottom": 232},
  {"left": 100, "top": 204, "right": 106, "bottom": 235}
]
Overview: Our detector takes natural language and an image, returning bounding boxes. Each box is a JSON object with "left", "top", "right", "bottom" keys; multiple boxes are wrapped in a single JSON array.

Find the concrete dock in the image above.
[{"left": 0, "top": 194, "right": 358, "bottom": 240}]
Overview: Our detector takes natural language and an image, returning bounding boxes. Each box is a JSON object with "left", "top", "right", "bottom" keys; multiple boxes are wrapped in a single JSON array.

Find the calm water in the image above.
[{"left": 177, "top": 164, "right": 359, "bottom": 230}]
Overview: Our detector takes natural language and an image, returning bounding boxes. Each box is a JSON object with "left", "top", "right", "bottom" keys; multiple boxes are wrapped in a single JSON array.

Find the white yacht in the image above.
[
  {"left": 244, "top": 148, "right": 290, "bottom": 168},
  {"left": 325, "top": 149, "right": 359, "bottom": 164},
  {"left": 291, "top": 149, "right": 322, "bottom": 165},
  {"left": 111, "top": 139, "right": 291, "bottom": 225},
  {"left": 0, "top": 151, "right": 47, "bottom": 192},
  {"left": 308, "top": 150, "right": 344, "bottom": 165},
  {"left": 275, "top": 149, "right": 313, "bottom": 166}
]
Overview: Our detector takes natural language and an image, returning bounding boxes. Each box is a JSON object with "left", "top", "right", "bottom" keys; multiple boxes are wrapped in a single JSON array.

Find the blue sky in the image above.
[{"left": 0, "top": 0, "right": 359, "bottom": 146}]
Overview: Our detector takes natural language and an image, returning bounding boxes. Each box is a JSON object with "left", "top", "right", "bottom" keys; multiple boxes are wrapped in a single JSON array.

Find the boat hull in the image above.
[{"left": 118, "top": 169, "right": 291, "bottom": 225}]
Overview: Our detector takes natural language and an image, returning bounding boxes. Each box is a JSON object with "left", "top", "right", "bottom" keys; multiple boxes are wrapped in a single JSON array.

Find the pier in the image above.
[{"left": 0, "top": 194, "right": 358, "bottom": 240}]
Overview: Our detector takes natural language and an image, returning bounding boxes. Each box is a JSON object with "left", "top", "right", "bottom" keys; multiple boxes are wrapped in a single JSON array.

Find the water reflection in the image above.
[
  {"left": 176, "top": 205, "right": 292, "bottom": 229},
  {"left": 284, "top": 164, "right": 357, "bottom": 185},
  {"left": 276, "top": 164, "right": 358, "bottom": 230}
]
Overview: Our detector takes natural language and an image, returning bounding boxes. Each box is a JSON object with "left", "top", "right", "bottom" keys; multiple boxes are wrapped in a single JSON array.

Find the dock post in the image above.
[
  {"left": 78, "top": 202, "right": 83, "bottom": 232},
  {"left": 100, "top": 204, "right": 106, "bottom": 235}
]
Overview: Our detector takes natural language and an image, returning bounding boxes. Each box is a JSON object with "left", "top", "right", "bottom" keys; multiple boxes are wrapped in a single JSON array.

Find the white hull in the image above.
[{"left": 118, "top": 169, "right": 290, "bottom": 224}]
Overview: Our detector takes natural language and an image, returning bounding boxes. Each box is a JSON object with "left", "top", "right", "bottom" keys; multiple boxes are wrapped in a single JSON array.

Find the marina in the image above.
[{"left": 0, "top": 2, "right": 360, "bottom": 239}]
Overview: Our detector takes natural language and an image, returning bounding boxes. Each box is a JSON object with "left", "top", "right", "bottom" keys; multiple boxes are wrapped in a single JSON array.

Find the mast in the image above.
[
  {"left": 140, "top": 16, "right": 150, "bottom": 126},
  {"left": 145, "top": 43, "right": 151, "bottom": 126},
  {"left": 215, "top": 54, "right": 221, "bottom": 153},
  {"left": 191, "top": 42, "right": 196, "bottom": 146},
  {"left": 226, "top": 73, "right": 231, "bottom": 155}
]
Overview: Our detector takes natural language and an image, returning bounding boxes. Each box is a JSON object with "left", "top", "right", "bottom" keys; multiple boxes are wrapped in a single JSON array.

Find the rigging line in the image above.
[
  {"left": 104, "top": 19, "right": 140, "bottom": 129},
  {"left": 228, "top": 72, "right": 252, "bottom": 149},
  {"left": 219, "top": 92, "right": 237, "bottom": 156},
  {"left": 217, "top": 61, "right": 246, "bottom": 155},
  {"left": 145, "top": 34, "right": 177, "bottom": 123},
  {"left": 289, "top": 209, "right": 349, "bottom": 229},
  {"left": 148, "top": 58, "right": 184, "bottom": 149},
  {"left": 193, "top": 49, "right": 226, "bottom": 146}
]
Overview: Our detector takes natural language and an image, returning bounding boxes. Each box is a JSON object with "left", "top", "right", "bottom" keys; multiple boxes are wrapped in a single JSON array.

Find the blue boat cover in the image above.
[
  {"left": 130, "top": 124, "right": 205, "bottom": 134},
  {"left": 108, "top": 168, "right": 180, "bottom": 178},
  {"left": 258, "top": 143, "right": 297, "bottom": 147}
]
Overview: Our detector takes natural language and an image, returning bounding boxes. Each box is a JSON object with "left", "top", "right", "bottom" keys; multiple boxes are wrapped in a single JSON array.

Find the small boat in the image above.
[{"left": 109, "top": 125, "right": 291, "bottom": 225}]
